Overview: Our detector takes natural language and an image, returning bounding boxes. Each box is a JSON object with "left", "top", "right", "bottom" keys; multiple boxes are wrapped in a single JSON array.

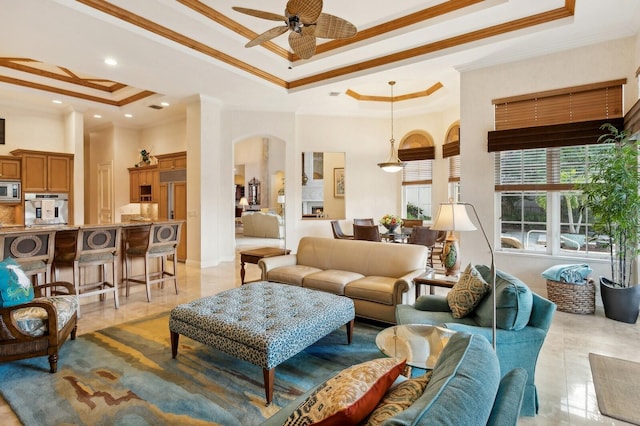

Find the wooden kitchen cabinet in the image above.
[
  {"left": 0, "top": 156, "right": 21, "bottom": 180},
  {"left": 128, "top": 165, "right": 158, "bottom": 202},
  {"left": 157, "top": 151, "right": 186, "bottom": 170},
  {"left": 10, "top": 149, "right": 74, "bottom": 193},
  {"left": 48, "top": 155, "right": 72, "bottom": 192},
  {"left": 157, "top": 151, "right": 187, "bottom": 261}
]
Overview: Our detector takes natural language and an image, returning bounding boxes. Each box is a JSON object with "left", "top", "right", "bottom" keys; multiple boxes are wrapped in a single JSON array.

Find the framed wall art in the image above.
[{"left": 334, "top": 167, "right": 345, "bottom": 197}]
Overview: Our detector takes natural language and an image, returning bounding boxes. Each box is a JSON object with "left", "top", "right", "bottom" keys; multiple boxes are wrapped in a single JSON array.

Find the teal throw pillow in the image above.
[
  {"left": 473, "top": 265, "right": 533, "bottom": 331},
  {"left": 0, "top": 257, "right": 34, "bottom": 308}
]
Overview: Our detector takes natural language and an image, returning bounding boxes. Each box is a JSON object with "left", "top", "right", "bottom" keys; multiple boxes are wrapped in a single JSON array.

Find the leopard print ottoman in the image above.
[{"left": 169, "top": 281, "right": 355, "bottom": 404}]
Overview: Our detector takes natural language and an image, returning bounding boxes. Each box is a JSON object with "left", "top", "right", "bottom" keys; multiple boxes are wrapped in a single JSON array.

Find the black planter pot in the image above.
[{"left": 600, "top": 277, "right": 640, "bottom": 324}]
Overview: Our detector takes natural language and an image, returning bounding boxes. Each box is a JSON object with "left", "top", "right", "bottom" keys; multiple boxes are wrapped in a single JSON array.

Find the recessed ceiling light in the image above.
[
  {"left": 93, "top": 114, "right": 102, "bottom": 118},
  {"left": 104, "top": 57, "right": 118, "bottom": 66},
  {"left": 124, "top": 113, "right": 133, "bottom": 118},
  {"left": 52, "top": 100, "right": 62, "bottom": 104},
  {"left": 160, "top": 101, "right": 170, "bottom": 107}
]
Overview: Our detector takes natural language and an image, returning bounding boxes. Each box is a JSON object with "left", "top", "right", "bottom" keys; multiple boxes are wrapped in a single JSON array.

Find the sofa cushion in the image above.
[
  {"left": 12, "top": 295, "right": 78, "bottom": 336},
  {"left": 283, "top": 357, "right": 406, "bottom": 426},
  {"left": 474, "top": 265, "right": 533, "bottom": 331},
  {"left": 446, "top": 264, "right": 490, "bottom": 318},
  {"left": 363, "top": 371, "right": 432, "bottom": 425},
  {"left": 386, "top": 333, "right": 500, "bottom": 425},
  {"left": 303, "top": 270, "right": 364, "bottom": 295},
  {"left": 267, "top": 265, "right": 322, "bottom": 286},
  {"left": 345, "top": 276, "right": 398, "bottom": 305},
  {"left": 0, "top": 257, "right": 34, "bottom": 308}
]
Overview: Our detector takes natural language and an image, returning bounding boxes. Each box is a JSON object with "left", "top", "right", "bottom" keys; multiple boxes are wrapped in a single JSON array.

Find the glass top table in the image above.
[{"left": 375, "top": 324, "right": 456, "bottom": 369}]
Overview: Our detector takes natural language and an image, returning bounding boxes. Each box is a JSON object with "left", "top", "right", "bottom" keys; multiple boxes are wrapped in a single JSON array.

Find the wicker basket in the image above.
[{"left": 546, "top": 278, "right": 595, "bottom": 314}]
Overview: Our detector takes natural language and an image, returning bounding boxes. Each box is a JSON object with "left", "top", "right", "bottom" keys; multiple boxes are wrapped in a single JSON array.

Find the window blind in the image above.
[
  {"left": 493, "top": 79, "right": 625, "bottom": 131},
  {"left": 494, "top": 144, "right": 613, "bottom": 191},
  {"left": 448, "top": 155, "right": 460, "bottom": 183},
  {"left": 402, "top": 159, "right": 433, "bottom": 186}
]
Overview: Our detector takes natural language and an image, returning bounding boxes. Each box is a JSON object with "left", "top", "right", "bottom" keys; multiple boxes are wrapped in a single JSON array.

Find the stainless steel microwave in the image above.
[{"left": 0, "top": 181, "right": 20, "bottom": 202}]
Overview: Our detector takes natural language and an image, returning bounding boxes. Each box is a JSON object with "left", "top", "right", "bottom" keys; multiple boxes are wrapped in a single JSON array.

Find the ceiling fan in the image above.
[{"left": 232, "top": 0, "right": 357, "bottom": 59}]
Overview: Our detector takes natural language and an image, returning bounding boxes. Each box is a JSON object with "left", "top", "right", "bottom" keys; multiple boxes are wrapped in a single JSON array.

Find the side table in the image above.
[
  {"left": 375, "top": 324, "right": 456, "bottom": 370},
  {"left": 239, "top": 247, "right": 291, "bottom": 284},
  {"left": 413, "top": 270, "right": 458, "bottom": 299}
]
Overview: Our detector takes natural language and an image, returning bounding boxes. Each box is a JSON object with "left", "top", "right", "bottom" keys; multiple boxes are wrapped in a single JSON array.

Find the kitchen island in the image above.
[{"left": 0, "top": 220, "right": 185, "bottom": 309}]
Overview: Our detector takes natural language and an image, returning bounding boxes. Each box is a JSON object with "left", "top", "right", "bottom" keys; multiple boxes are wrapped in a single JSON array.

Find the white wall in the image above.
[
  {"left": 140, "top": 118, "right": 186, "bottom": 155},
  {"left": 460, "top": 36, "right": 639, "bottom": 295},
  {"left": 0, "top": 104, "right": 66, "bottom": 155}
]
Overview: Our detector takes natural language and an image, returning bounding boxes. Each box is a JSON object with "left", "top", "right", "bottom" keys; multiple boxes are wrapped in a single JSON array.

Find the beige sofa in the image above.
[
  {"left": 258, "top": 236, "right": 428, "bottom": 323},
  {"left": 241, "top": 211, "right": 283, "bottom": 238}
]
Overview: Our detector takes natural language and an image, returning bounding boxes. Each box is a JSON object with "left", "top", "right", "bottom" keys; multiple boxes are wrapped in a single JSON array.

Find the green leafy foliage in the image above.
[{"left": 580, "top": 123, "right": 640, "bottom": 287}]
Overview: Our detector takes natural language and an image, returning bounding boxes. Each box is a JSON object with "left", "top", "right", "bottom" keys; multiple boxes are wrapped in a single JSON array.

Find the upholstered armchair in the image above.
[
  {"left": 396, "top": 265, "right": 556, "bottom": 416},
  {"left": 0, "top": 281, "right": 78, "bottom": 373}
]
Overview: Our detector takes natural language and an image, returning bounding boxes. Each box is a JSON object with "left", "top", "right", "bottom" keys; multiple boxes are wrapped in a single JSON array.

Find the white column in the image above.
[
  {"left": 64, "top": 107, "right": 84, "bottom": 225},
  {"left": 185, "top": 95, "right": 234, "bottom": 267}
]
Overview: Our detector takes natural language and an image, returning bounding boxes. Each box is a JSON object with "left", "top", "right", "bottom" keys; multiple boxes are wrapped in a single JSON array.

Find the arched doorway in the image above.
[{"left": 234, "top": 136, "right": 286, "bottom": 249}]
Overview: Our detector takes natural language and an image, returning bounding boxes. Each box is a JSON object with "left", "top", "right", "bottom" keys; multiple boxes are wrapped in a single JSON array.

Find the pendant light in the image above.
[{"left": 377, "top": 81, "right": 406, "bottom": 173}]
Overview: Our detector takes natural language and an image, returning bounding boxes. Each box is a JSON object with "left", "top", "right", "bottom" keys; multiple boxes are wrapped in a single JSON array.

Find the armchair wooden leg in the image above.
[{"left": 48, "top": 354, "right": 58, "bottom": 373}]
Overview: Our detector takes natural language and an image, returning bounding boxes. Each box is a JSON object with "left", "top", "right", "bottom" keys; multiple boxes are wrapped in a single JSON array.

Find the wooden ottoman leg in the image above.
[
  {"left": 263, "top": 367, "right": 275, "bottom": 405},
  {"left": 346, "top": 319, "right": 354, "bottom": 344},
  {"left": 171, "top": 330, "right": 179, "bottom": 358}
]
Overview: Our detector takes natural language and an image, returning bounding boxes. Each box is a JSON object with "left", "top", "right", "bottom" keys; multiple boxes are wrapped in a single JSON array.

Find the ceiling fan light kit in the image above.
[
  {"left": 378, "top": 81, "right": 406, "bottom": 173},
  {"left": 233, "top": 0, "right": 357, "bottom": 59}
]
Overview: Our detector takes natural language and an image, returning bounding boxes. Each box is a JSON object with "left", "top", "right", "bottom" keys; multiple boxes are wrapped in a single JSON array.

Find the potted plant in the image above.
[{"left": 581, "top": 123, "right": 640, "bottom": 323}]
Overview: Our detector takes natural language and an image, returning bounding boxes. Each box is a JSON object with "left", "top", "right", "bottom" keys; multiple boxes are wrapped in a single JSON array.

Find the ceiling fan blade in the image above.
[
  {"left": 232, "top": 7, "right": 286, "bottom": 22},
  {"left": 286, "top": 0, "right": 322, "bottom": 24},
  {"left": 289, "top": 28, "right": 317, "bottom": 59},
  {"left": 315, "top": 13, "right": 357, "bottom": 39},
  {"left": 245, "top": 26, "right": 289, "bottom": 47}
]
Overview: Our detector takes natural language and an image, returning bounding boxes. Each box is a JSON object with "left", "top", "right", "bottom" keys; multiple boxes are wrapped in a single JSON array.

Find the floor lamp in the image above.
[{"left": 431, "top": 200, "right": 497, "bottom": 350}]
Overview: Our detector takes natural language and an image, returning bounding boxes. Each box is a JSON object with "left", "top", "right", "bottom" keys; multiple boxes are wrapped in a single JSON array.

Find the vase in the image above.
[
  {"left": 600, "top": 277, "right": 640, "bottom": 324},
  {"left": 385, "top": 224, "right": 398, "bottom": 233}
]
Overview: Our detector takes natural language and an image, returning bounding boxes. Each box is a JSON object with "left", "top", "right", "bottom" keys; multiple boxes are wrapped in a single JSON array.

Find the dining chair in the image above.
[
  {"left": 330, "top": 220, "right": 353, "bottom": 239},
  {"left": 353, "top": 218, "right": 375, "bottom": 226},
  {"left": 430, "top": 230, "right": 448, "bottom": 268},
  {"left": 353, "top": 224, "right": 381, "bottom": 242},
  {"left": 402, "top": 219, "right": 424, "bottom": 229},
  {"left": 408, "top": 226, "right": 438, "bottom": 266}
]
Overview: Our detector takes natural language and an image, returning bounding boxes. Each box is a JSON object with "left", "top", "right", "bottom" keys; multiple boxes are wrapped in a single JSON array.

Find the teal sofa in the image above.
[
  {"left": 261, "top": 332, "right": 527, "bottom": 426},
  {"left": 395, "top": 265, "right": 556, "bottom": 416}
]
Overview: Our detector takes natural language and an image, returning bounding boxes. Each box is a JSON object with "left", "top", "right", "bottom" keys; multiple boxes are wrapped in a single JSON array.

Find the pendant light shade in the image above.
[{"left": 378, "top": 81, "right": 406, "bottom": 173}]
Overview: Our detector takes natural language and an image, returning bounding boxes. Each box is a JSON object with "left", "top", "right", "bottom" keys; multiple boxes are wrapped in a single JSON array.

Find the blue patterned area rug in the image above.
[{"left": 0, "top": 312, "right": 383, "bottom": 426}]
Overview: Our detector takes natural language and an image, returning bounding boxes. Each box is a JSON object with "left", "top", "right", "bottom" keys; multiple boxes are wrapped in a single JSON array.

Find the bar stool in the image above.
[
  {"left": 0, "top": 229, "right": 56, "bottom": 285},
  {"left": 123, "top": 221, "right": 182, "bottom": 302},
  {"left": 52, "top": 225, "right": 121, "bottom": 317}
]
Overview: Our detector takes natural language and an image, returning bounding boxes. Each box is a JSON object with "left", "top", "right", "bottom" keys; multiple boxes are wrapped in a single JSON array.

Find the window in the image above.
[
  {"left": 403, "top": 160, "right": 432, "bottom": 220},
  {"left": 443, "top": 123, "right": 460, "bottom": 203},
  {"left": 495, "top": 144, "right": 612, "bottom": 254},
  {"left": 399, "top": 131, "right": 435, "bottom": 221},
  {"left": 490, "top": 80, "right": 624, "bottom": 254}
]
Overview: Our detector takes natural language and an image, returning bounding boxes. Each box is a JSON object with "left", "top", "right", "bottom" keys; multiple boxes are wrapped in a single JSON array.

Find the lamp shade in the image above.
[
  {"left": 239, "top": 197, "right": 249, "bottom": 207},
  {"left": 431, "top": 203, "right": 477, "bottom": 232}
]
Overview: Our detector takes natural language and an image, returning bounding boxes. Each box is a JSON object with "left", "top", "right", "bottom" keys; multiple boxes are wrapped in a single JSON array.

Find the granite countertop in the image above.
[{"left": 0, "top": 220, "right": 184, "bottom": 234}]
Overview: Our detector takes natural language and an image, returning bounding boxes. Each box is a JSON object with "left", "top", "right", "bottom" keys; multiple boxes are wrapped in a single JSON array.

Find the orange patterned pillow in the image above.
[{"left": 283, "top": 357, "right": 406, "bottom": 426}]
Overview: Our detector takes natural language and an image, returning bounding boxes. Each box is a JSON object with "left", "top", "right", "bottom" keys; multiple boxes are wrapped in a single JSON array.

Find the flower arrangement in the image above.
[{"left": 379, "top": 214, "right": 403, "bottom": 229}]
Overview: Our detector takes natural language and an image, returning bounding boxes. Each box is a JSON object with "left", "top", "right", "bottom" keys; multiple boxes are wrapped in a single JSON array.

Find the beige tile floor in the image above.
[{"left": 1, "top": 234, "right": 638, "bottom": 425}]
